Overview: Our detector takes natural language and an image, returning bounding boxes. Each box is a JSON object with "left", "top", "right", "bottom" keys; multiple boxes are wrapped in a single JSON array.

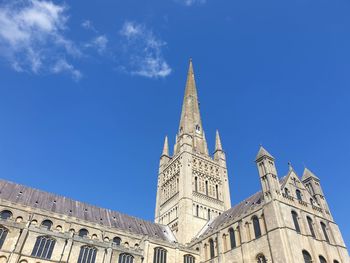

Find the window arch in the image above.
[
  {"left": 153, "top": 247, "right": 167, "bottom": 263},
  {"left": 208, "top": 209, "right": 211, "bottom": 220},
  {"left": 196, "top": 205, "right": 199, "bottom": 217},
  {"left": 296, "top": 189, "right": 302, "bottom": 201},
  {"left": 78, "top": 228, "right": 89, "bottom": 238},
  {"left": 195, "top": 177, "right": 198, "bottom": 192},
  {"left": 252, "top": 216, "right": 261, "bottom": 238},
  {"left": 284, "top": 188, "right": 289, "bottom": 196},
  {"left": 118, "top": 253, "right": 134, "bottom": 263},
  {"left": 0, "top": 210, "right": 12, "bottom": 220},
  {"left": 302, "top": 250, "right": 312, "bottom": 263},
  {"left": 256, "top": 254, "right": 267, "bottom": 263},
  {"left": 307, "top": 216, "right": 316, "bottom": 238},
  {"left": 319, "top": 256, "right": 327, "bottom": 263},
  {"left": 215, "top": 185, "right": 219, "bottom": 199},
  {"left": 184, "top": 254, "right": 195, "bottom": 263},
  {"left": 333, "top": 260, "right": 340, "bottom": 263},
  {"left": 205, "top": 181, "right": 208, "bottom": 195},
  {"left": 229, "top": 228, "right": 236, "bottom": 249},
  {"left": 41, "top": 220, "right": 53, "bottom": 230},
  {"left": 113, "top": 237, "right": 121, "bottom": 246},
  {"left": 0, "top": 226, "right": 8, "bottom": 249},
  {"left": 321, "top": 222, "right": 330, "bottom": 242},
  {"left": 77, "top": 246, "right": 97, "bottom": 263},
  {"left": 291, "top": 211, "right": 300, "bottom": 233},
  {"left": 31, "top": 236, "right": 56, "bottom": 259},
  {"left": 209, "top": 239, "right": 215, "bottom": 259}
]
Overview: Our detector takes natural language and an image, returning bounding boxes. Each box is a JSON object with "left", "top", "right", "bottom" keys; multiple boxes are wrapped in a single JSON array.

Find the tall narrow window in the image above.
[
  {"left": 31, "top": 236, "right": 56, "bottom": 259},
  {"left": 0, "top": 210, "right": 12, "bottom": 220},
  {"left": 292, "top": 211, "right": 300, "bottom": 233},
  {"left": 77, "top": 246, "right": 97, "bottom": 263},
  {"left": 229, "top": 228, "right": 236, "bottom": 249},
  {"left": 319, "top": 256, "right": 327, "bottom": 263},
  {"left": 78, "top": 229, "right": 89, "bottom": 238},
  {"left": 296, "top": 190, "right": 302, "bottom": 201},
  {"left": 257, "top": 254, "right": 267, "bottom": 263},
  {"left": 113, "top": 237, "right": 121, "bottom": 246},
  {"left": 207, "top": 209, "right": 211, "bottom": 220},
  {"left": 41, "top": 220, "right": 53, "bottom": 230},
  {"left": 205, "top": 181, "right": 208, "bottom": 195},
  {"left": 0, "top": 226, "right": 8, "bottom": 249},
  {"left": 321, "top": 222, "right": 330, "bottom": 242},
  {"left": 118, "top": 253, "right": 134, "bottom": 263},
  {"left": 252, "top": 216, "right": 261, "bottom": 238},
  {"left": 196, "top": 205, "right": 199, "bottom": 217},
  {"left": 302, "top": 250, "right": 312, "bottom": 263},
  {"left": 215, "top": 185, "right": 219, "bottom": 199},
  {"left": 184, "top": 254, "right": 195, "bottom": 263},
  {"left": 284, "top": 188, "right": 289, "bottom": 196},
  {"left": 195, "top": 177, "right": 198, "bottom": 192},
  {"left": 307, "top": 216, "right": 316, "bottom": 238},
  {"left": 153, "top": 247, "right": 167, "bottom": 263},
  {"left": 209, "top": 239, "right": 215, "bottom": 259}
]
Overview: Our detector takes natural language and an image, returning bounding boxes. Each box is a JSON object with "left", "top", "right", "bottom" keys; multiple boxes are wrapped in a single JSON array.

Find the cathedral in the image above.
[{"left": 0, "top": 60, "right": 349, "bottom": 263}]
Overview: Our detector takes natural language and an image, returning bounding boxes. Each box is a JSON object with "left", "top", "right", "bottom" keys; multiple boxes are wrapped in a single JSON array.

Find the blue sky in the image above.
[{"left": 1, "top": 0, "right": 350, "bottom": 247}]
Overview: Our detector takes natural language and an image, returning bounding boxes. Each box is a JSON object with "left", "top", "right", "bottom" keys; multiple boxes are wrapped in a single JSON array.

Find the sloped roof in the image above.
[
  {"left": 302, "top": 168, "right": 319, "bottom": 181},
  {"left": 0, "top": 179, "right": 175, "bottom": 243},
  {"left": 255, "top": 146, "right": 274, "bottom": 161}
]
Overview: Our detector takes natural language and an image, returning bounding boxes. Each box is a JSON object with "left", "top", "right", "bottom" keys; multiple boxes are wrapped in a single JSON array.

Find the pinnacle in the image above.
[
  {"left": 255, "top": 146, "right": 274, "bottom": 161},
  {"left": 215, "top": 130, "right": 223, "bottom": 152},
  {"left": 162, "top": 136, "right": 169, "bottom": 156}
]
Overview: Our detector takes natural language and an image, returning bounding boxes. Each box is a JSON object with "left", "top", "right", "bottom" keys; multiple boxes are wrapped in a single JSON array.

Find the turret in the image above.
[
  {"left": 160, "top": 136, "right": 171, "bottom": 168},
  {"left": 255, "top": 146, "right": 281, "bottom": 200},
  {"left": 214, "top": 130, "right": 226, "bottom": 167}
]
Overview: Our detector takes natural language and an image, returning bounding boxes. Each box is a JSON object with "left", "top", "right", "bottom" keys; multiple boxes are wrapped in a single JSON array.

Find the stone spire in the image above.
[
  {"left": 175, "top": 59, "right": 208, "bottom": 155},
  {"left": 255, "top": 146, "right": 274, "bottom": 161},
  {"left": 162, "top": 136, "right": 169, "bottom": 157},
  {"left": 215, "top": 130, "right": 223, "bottom": 152}
]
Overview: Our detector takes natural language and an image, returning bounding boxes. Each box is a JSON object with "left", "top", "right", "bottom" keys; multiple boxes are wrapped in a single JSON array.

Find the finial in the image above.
[
  {"left": 162, "top": 136, "right": 169, "bottom": 157},
  {"left": 215, "top": 130, "right": 223, "bottom": 152}
]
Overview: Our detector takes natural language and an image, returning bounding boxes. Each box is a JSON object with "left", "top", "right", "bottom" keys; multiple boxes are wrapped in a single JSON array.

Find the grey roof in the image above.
[
  {"left": 255, "top": 146, "right": 274, "bottom": 161},
  {"left": 197, "top": 191, "right": 264, "bottom": 238},
  {"left": 0, "top": 179, "right": 175, "bottom": 243},
  {"left": 302, "top": 168, "right": 319, "bottom": 181}
]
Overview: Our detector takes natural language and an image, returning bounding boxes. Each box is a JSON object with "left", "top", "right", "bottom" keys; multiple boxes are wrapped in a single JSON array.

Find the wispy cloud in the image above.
[
  {"left": 176, "top": 0, "right": 206, "bottom": 6},
  {"left": 0, "top": 0, "right": 81, "bottom": 79},
  {"left": 119, "top": 21, "right": 171, "bottom": 79}
]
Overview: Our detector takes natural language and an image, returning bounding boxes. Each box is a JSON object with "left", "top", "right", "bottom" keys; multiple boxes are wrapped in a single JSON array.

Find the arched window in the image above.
[
  {"left": 31, "top": 236, "right": 56, "bottom": 259},
  {"left": 153, "top": 247, "right": 167, "bottom": 263},
  {"left": 0, "top": 226, "right": 8, "bottom": 249},
  {"left": 209, "top": 239, "right": 215, "bottom": 259},
  {"left": 229, "top": 228, "right": 236, "bottom": 249},
  {"left": 196, "top": 205, "right": 199, "bottom": 217},
  {"left": 205, "top": 181, "right": 208, "bottom": 195},
  {"left": 284, "top": 188, "right": 289, "bottom": 196},
  {"left": 208, "top": 209, "right": 211, "bottom": 220},
  {"left": 296, "top": 189, "right": 302, "bottom": 201},
  {"left": 78, "top": 228, "right": 89, "bottom": 238},
  {"left": 302, "top": 250, "right": 312, "bottom": 263},
  {"left": 291, "top": 211, "right": 300, "bottom": 233},
  {"left": 333, "top": 260, "right": 340, "bottom": 263},
  {"left": 307, "top": 216, "right": 316, "bottom": 238},
  {"left": 215, "top": 185, "right": 219, "bottom": 199},
  {"left": 257, "top": 254, "right": 267, "bottom": 263},
  {"left": 319, "top": 256, "right": 327, "bottom": 263},
  {"left": 252, "top": 216, "right": 261, "bottom": 238},
  {"left": 321, "top": 222, "right": 330, "bottom": 242},
  {"left": 118, "top": 253, "right": 134, "bottom": 263},
  {"left": 195, "top": 177, "right": 198, "bottom": 192},
  {"left": 113, "top": 237, "right": 121, "bottom": 246},
  {"left": 184, "top": 254, "right": 195, "bottom": 263},
  {"left": 77, "top": 246, "right": 97, "bottom": 263},
  {"left": 310, "top": 198, "right": 314, "bottom": 205},
  {"left": 41, "top": 220, "right": 53, "bottom": 230},
  {"left": 0, "top": 210, "right": 12, "bottom": 220}
]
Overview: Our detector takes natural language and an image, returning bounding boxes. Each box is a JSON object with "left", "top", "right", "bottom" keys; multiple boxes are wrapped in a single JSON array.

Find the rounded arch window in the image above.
[
  {"left": 119, "top": 253, "right": 134, "bottom": 263},
  {"left": 113, "top": 237, "right": 121, "bottom": 245},
  {"left": 296, "top": 189, "right": 302, "bottom": 201},
  {"left": 41, "top": 219, "right": 53, "bottom": 230},
  {"left": 78, "top": 228, "right": 89, "bottom": 238},
  {"left": 0, "top": 210, "right": 12, "bottom": 220},
  {"left": 184, "top": 254, "right": 195, "bottom": 263},
  {"left": 256, "top": 254, "right": 267, "bottom": 263},
  {"left": 252, "top": 216, "right": 261, "bottom": 238},
  {"left": 302, "top": 250, "right": 312, "bottom": 263},
  {"left": 319, "top": 255, "right": 327, "bottom": 263}
]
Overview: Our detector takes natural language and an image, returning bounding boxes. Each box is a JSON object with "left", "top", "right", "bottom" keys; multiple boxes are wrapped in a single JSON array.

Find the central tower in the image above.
[{"left": 154, "top": 60, "right": 231, "bottom": 244}]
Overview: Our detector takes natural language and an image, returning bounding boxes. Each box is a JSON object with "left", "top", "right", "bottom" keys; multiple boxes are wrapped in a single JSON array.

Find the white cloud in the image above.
[
  {"left": 119, "top": 21, "right": 171, "bottom": 79},
  {"left": 176, "top": 0, "right": 206, "bottom": 6},
  {"left": 85, "top": 35, "right": 108, "bottom": 54},
  {"left": 0, "top": 0, "right": 81, "bottom": 79},
  {"left": 51, "top": 59, "right": 82, "bottom": 81}
]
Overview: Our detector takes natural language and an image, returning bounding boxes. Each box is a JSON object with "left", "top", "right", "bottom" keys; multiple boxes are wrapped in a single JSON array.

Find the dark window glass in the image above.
[
  {"left": 195, "top": 177, "right": 198, "bottom": 192},
  {"left": 31, "top": 236, "right": 56, "bottom": 259},
  {"left": 302, "top": 250, "right": 312, "bottom": 263},
  {"left": 307, "top": 217, "right": 316, "bottom": 238},
  {"left": 292, "top": 211, "right": 301, "bottom": 233},
  {"left": 284, "top": 188, "right": 289, "bottom": 195},
  {"left": 209, "top": 239, "right": 215, "bottom": 259},
  {"left": 113, "top": 237, "right": 121, "bottom": 246},
  {"left": 319, "top": 256, "right": 327, "bottom": 263},
  {"left": 229, "top": 228, "right": 236, "bottom": 249},
  {"left": 78, "top": 229, "right": 89, "bottom": 238},
  {"left": 0, "top": 226, "right": 8, "bottom": 249},
  {"left": 205, "top": 181, "right": 208, "bottom": 195},
  {"left": 77, "top": 246, "right": 97, "bottom": 263},
  {"left": 252, "top": 216, "right": 261, "bottom": 238},
  {"left": 296, "top": 190, "right": 302, "bottom": 201},
  {"left": 119, "top": 253, "right": 134, "bottom": 263},
  {"left": 196, "top": 205, "right": 199, "bottom": 217},
  {"left": 184, "top": 254, "right": 195, "bottom": 263},
  {"left": 257, "top": 254, "right": 267, "bottom": 263},
  {"left": 41, "top": 220, "right": 53, "bottom": 230},
  {"left": 215, "top": 185, "right": 219, "bottom": 199},
  {"left": 208, "top": 209, "right": 211, "bottom": 220},
  {"left": 321, "top": 222, "right": 330, "bottom": 242},
  {"left": 153, "top": 247, "right": 167, "bottom": 263},
  {"left": 0, "top": 210, "right": 12, "bottom": 220},
  {"left": 333, "top": 260, "right": 340, "bottom": 263}
]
